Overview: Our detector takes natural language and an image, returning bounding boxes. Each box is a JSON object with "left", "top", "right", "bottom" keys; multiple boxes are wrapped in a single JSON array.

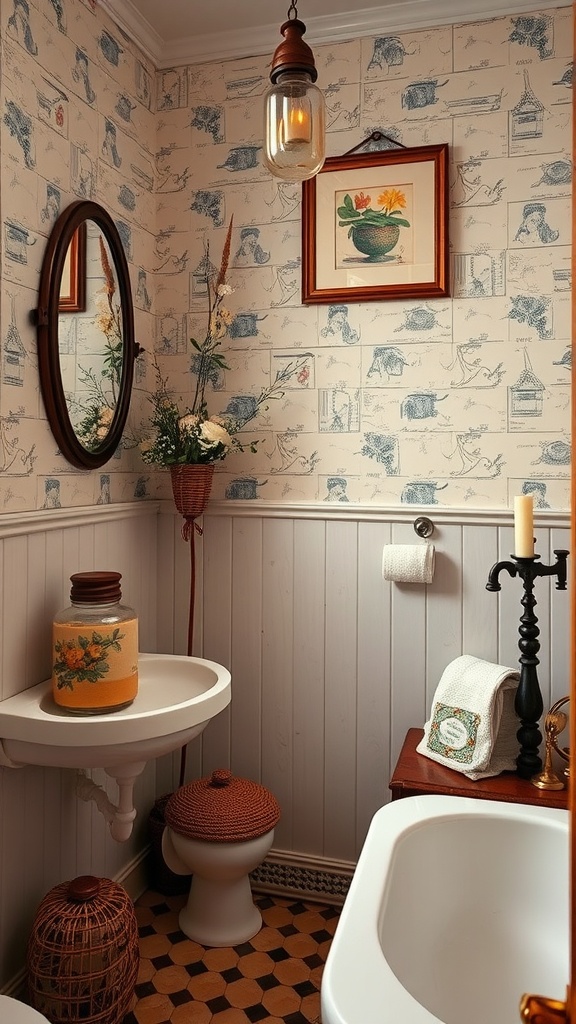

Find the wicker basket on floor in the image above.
[{"left": 27, "top": 875, "right": 139, "bottom": 1024}]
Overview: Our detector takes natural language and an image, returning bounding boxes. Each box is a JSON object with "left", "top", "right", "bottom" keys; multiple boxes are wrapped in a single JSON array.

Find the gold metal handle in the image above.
[{"left": 520, "top": 993, "right": 568, "bottom": 1024}]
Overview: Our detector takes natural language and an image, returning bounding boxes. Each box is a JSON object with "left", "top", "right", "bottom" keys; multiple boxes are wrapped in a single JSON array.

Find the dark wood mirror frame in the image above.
[{"left": 34, "top": 199, "right": 137, "bottom": 470}]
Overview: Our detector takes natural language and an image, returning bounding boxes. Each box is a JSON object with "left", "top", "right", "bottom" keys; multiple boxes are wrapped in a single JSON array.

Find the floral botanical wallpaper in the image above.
[{"left": 0, "top": 1, "right": 572, "bottom": 512}]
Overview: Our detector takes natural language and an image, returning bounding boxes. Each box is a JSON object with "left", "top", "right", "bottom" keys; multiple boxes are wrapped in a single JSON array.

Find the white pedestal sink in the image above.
[{"left": 0, "top": 653, "right": 231, "bottom": 840}]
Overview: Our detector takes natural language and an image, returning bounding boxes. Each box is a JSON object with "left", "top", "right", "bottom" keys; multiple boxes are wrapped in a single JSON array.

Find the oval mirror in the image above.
[{"left": 35, "top": 200, "right": 137, "bottom": 469}]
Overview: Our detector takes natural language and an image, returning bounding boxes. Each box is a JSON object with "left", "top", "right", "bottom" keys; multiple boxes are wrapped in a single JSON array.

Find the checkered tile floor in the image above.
[{"left": 124, "top": 890, "right": 340, "bottom": 1023}]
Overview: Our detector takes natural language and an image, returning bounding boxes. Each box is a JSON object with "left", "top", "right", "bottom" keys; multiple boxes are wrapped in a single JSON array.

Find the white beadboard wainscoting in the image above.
[
  {"left": 0, "top": 500, "right": 570, "bottom": 990},
  {"left": 0, "top": 503, "right": 159, "bottom": 989},
  {"left": 170, "top": 502, "right": 571, "bottom": 868}
]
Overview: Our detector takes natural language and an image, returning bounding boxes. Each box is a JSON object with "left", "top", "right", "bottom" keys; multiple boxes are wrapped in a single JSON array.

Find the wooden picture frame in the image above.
[
  {"left": 59, "top": 221, "right": 86, "bottom": 312},
  {"left": 302, "top": 143, "right": 449, "bottom": 304}
]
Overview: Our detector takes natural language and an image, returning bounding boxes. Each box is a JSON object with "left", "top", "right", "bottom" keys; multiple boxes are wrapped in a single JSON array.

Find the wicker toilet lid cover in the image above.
[{"left": 165, "top": 769, "right": 281, "bottom": 842}]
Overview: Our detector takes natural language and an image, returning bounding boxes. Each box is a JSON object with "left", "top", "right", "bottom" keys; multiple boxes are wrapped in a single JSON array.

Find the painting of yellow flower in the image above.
[
  {"left": 377, "top": 188, "right": 408, "bottom": 216},
  {"left": 302, "top": 142, "right": 449, "bottom": 303}
]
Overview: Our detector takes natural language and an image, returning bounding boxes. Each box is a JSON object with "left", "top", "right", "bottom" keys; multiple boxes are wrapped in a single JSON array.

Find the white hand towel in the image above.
[{"left": 417, "top": 654, "right": 520, "bottom": 780}]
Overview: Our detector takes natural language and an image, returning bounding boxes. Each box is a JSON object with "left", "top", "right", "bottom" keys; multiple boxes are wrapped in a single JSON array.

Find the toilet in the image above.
[
  {"left": 162, "top": 768, "right": 280, "bottom": 947},
  {"left": 0, "top": 995, "right": 50, "bottom": 1022}
]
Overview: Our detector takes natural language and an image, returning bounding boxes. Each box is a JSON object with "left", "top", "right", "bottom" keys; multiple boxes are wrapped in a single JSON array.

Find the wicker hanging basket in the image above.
[
  {"left": 170, "top": 463, "right": 214, "bottom": 525},
  {"left": 27, "top": 875, "right": 139, "bottom": 1024}
]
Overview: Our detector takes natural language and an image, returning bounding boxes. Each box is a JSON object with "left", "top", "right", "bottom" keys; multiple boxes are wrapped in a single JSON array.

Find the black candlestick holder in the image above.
[{"left": 485, "top": 549, "right": 568, "bottom": 779}]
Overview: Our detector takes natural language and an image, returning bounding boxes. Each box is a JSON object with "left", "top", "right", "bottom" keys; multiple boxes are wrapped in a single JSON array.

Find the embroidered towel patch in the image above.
[
  {"left": 427, "top": 703, "right": 481, "bottom": 763},
  {"left": 416, "top": 654, "right": 520, "bottom": 779}
]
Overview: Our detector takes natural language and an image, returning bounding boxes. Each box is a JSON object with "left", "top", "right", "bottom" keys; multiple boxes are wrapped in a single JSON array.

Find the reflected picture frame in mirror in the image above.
[
  {"left": 59, "top": 222, "right": 87, "bottom": 313},
  {"left": 34, "top": 200, "right": 137, "bottom": 469}
]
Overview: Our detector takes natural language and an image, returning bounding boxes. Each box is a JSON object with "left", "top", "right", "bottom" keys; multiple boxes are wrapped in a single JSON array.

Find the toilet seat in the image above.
[{"left": 0, "top": 995, "right": 50, "bottom": 1022}]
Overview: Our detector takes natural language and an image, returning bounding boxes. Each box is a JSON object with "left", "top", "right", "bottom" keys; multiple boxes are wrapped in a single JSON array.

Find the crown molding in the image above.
[
  {"left": 99, "top": 0, "right": 163, "bottom": 64},
  {"left": 101, "top": 0, "right": 571, "bottom": 69}
]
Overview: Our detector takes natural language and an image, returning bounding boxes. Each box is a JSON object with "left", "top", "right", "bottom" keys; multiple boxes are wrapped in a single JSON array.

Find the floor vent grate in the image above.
[{"left": 251, "top": 858, "right": 352, "bottom": 906}]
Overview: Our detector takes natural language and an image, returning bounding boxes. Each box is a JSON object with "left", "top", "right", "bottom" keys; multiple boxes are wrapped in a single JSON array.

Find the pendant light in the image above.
[{"left": 264, "top": 1, "right": 326, "bottom": 182}]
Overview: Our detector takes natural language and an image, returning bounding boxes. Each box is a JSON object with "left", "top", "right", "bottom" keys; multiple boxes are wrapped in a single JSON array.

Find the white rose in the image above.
[
  {"left": 99, "top": 406, "right": 114, "bottom": 426},
  {"left": 217, "top": 284, "right": 233, "bottom": 296},
  {"left": 178, "top": 414, "right": 199, "bottom": 433},
  {"left": 199, "top": 420, "right": 232, "bottom": 449}
]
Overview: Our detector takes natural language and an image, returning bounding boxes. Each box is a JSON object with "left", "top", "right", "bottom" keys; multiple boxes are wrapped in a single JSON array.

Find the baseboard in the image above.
[
  {"left": 115, "top": 845, "right": 152, "bottom": 902},
  {"left": 1, "top": 967, "right": 26, "bottom": 1000},
  {"left": 115, "top": 844, "right": 355, "bottom": 907},
  {"left": 251, "top": 848, "right": 355, "bottom": 906}
]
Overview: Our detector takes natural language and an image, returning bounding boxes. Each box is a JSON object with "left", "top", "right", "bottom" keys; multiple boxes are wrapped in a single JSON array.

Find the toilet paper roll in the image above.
[{"left": 382, "top": 543, "right": 435, "bottom": 584}]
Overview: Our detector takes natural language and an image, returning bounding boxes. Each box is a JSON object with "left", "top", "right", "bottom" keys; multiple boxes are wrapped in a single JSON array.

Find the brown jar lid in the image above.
[
  {"left": 165, "top": 769, "right": 280, "bottom": 842},
  {"left": 70, "top": 571, "right": 122, "bottom": 604}
]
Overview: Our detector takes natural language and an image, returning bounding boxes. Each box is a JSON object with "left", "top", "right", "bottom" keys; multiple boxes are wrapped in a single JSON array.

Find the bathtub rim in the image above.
[{"left": 321, "top": 794, "right": 568, "bottom": 1024}]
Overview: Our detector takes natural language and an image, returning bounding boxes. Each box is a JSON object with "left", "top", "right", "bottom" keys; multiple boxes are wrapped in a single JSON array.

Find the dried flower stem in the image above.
[
  {"left": 216, "top": 215, "right": 234, "bottom": 290},
  {"left": 190, "top": 218, "right": 233, "bottom": 415},
  {"left": 99, "top": 235, "right": 116, "bottom": 313}
]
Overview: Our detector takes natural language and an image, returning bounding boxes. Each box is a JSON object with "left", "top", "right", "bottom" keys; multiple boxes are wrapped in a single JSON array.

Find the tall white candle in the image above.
[
  {"left": 282, "top": 100, "right": 311, "bottom": 147},
  {"left": 514, "top": 495, "right": 534, "bottom": 557}
]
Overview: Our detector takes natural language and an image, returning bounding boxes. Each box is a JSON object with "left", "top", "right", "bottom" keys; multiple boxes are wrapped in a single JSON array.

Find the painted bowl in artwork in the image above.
[{"left": 349, "top": 223, "right": 400, "bottom": 261}]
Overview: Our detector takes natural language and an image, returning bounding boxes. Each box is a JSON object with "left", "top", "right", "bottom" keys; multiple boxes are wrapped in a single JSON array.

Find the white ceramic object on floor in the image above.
[
  {"left": 0, "top": 995, "right": 50, "bottom": 1022},
  {"left": 162, "top": 828, "right": 275, "bottom": 946},
  {"left": 322, "top": 795, "right": 568, "bottom": 1024},
  {"left": 0, "top": 653, "right": 231, "bottom": 770}
]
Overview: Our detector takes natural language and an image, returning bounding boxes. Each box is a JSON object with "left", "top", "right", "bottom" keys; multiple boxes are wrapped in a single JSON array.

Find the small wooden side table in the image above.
[{"left": 390, "top": 728, "right": 568, "bottom": 810}]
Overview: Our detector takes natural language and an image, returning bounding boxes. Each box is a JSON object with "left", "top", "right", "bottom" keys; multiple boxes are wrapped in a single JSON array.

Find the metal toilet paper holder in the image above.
[{"left": 414, "top": 516, "right": 434, "bottom": 539}]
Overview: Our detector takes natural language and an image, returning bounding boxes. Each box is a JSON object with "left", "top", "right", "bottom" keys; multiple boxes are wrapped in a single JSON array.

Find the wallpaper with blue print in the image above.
[
  {"left": 0, "top": 0, "right": 156, "bottom": 510},
  {"left": 0, "top": 2, "right": 572, "bottom": 511},
  {"left": 154, "top": 5, "right": 573, "bottom": 510}
]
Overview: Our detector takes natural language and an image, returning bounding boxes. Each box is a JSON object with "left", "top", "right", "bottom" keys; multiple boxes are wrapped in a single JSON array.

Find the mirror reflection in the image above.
[
  {"left": 36, "top": 199, "right": 136, "bottom": 470},
  {"left": 58, "top": 224, "right": 123, "bottom": 452}
]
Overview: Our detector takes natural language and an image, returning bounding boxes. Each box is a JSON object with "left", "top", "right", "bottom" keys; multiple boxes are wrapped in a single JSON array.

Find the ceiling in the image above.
[{"left": 102, "top": 0, "right": 570, "bottom": 67}]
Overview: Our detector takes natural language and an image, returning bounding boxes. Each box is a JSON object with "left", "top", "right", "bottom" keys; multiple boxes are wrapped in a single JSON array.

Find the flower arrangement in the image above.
[
  {"left": 337, "top": 188, "right": 411, "bottom": 231},
  {"left": 141, "top": 218, "right": 308, "bottom": 468},
  {"left": 140, "top": 371, "right": 244, "bottom": 467}
]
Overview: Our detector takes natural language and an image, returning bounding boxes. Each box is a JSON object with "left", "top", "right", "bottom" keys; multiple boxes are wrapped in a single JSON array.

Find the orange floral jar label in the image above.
[{"left": 52, "top": 619, "right": 138, "bottom": 712}]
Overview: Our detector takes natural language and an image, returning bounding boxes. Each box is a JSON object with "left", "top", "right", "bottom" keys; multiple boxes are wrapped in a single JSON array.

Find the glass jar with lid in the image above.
[{"left": 52, "top": 571, "right": 138, "bottom": 714}]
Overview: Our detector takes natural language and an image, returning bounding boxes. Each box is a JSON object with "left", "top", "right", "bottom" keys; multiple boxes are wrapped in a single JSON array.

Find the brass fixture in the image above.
[
  {"left": 263, "top": 1, "right": 325, "bottom": 181},
  {"left": 531, "top": 698, "right": 568, "bottom": 790},
  {"left": 520, "top": 992, "right": 567, "bottom": 1023},
  {"left": 549, "top": 695, "right": 570, "bottom": 780}
]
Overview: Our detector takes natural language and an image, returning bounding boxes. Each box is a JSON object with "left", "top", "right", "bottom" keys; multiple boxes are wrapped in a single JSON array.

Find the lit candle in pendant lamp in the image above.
[
  {"left": 513, "top": 495, "right": 534, "bottom": 557},
  {"left": 282, "top": 97, "right": 312, "bottom": 147}
]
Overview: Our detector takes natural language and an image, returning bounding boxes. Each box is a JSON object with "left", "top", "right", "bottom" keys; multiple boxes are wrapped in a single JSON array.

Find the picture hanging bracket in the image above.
[{"left": 342, "top": 131, "right": 407, "bottom": 156}]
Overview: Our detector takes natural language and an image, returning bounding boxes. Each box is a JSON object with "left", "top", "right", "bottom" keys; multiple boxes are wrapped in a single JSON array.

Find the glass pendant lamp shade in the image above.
[{"left": 264, "top": 12, "right": 326, "bottom": 182}]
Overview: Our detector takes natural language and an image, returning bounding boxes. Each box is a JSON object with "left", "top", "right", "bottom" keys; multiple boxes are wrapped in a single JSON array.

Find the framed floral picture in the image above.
[
  {"left": 59, "top": 221, "right": 86, "bottom": 312},
  {"left": 302, "top": 143, "right": 449, "bottom": 304}
]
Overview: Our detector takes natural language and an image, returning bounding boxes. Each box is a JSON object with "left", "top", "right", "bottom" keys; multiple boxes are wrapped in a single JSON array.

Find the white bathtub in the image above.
[{"left": 322, "top": 795, "right": 568, "bottom": 1024}]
